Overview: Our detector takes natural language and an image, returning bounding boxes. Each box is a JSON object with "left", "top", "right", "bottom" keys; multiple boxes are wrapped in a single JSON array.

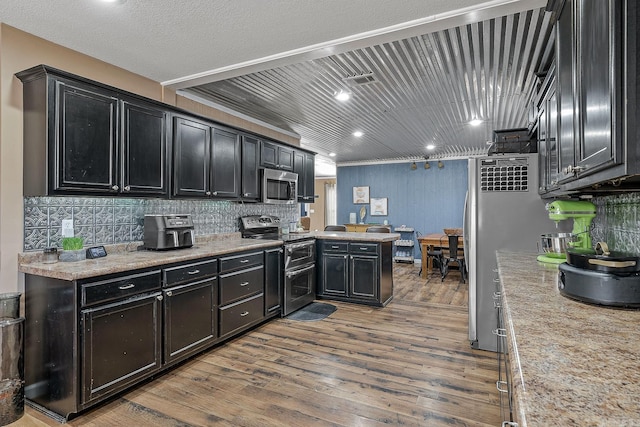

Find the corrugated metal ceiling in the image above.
[{"left": 183, "top": 7, "right": 554, "bottom": 165}]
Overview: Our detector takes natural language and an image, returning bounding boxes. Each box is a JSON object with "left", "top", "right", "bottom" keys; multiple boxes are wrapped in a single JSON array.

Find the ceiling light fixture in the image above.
[
  {"left": 438, "top": 161, "right": 445, "bottom": 169},
  {"left": 426, "top": 144, "right": 435, "bottom": 150},
  {"left": 353, "top": 131, "right": 363, "bottom": 137},
  {"left": 469, "top": 118, "right": 483, "bottom": 126},
  {"left": 328, "top": 152, "right": 336, "bottom": 157},
  {"left": 99, "top": 0, "right": 126, "bottom": 4},
  {"left": 410, "top": 162, "right": 417, "bottom": 170},
  {"left": 334, "top": 90, "right": 351, "bottom": 101},
  {"left": 424, "top": 162, "right": 431, "bottom": 169}
]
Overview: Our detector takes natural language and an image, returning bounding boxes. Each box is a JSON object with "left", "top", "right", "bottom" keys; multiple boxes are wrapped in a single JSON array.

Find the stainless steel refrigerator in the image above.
[{"left": 464, "top": 153, "right": 551, "bottom": 352}]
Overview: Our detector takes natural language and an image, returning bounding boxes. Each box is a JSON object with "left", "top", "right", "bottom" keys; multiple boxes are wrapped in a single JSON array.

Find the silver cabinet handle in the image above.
[
  {"left": 111, "top": 185, "right": 119, "bottom": 191},
  {"left": 240, "top": 311, "right": 249, "bottom": 317},
  {"left": 212, "top": 191, "right": 218, "bottom": 196},
  {"left": 492, "top": 268, "right": 498, "bottom": 273},
  {"left": 492, "top": 328, "right": 507, "bottom": 337},
  {"left": 166, "top": 291, "right": 173, "bottom": 297},
  {"left": 494, "top": 301, "right": 502, "bottom": 309},
  {"left": 331, "top": 245, "right": 340, "bottom": 249},
  {"left": 239, "top": 281, "right": 249, "bottom": 287},
  {"left": 123, "top": 185, "right": 131, "bottom": 192},
  {"left": 493, "top": 291, "right": 502, "bottom": 299},
  {"left": 502, "top": 422, "right": 518, "bottom": 427},
  {"left": 344, "top": 255, "right": 348, "bottom": 259},
  {"left": 119, "top": 283, "right": 135, "bottom": 290},
  {"left": 156, "top": 295, "right": 163, "bottom": 301},
  {"left": 244, "top": 193, "right": 250, "bottom": 197},
  {"left": 240, "top": 259, "right": 249, "bottom": 263},
  {"left": 493, "top": 278, "right": 500, "bottom": 283},
  {"left": 496, "top": 380, "right": 508, "bottom": 393},
  {"left": 205, "top": 191, "right": 211, "bottom": 196},
  {"left": 359, "top": 247, "right": 368, "bottom": 251},
  {"left": 187, "top": 269, "right": 200, "bottom": 275}
]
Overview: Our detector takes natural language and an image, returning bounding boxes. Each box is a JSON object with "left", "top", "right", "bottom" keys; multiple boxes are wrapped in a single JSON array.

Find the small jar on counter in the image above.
[{"left": 43, "top": 247, "right": 58, "bottom": 264}]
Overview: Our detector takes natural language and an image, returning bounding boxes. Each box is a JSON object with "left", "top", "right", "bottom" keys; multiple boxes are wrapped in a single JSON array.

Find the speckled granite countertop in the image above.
[
  {"left": 19, "top": 234, "right": 281, "bottom": 281},
  {"left": 496, "top": 251, "right": 640, "bottom": 427},
  {"left": 310, "top": 231, "right": 400, "bottom": 242},
  {"left": 19, "top": 232, "right": 399, "bottom": 281}
]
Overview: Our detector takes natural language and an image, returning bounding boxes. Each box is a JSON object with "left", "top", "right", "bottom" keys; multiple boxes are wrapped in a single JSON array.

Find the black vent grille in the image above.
[{"left": 480, "top": 164, "right": 529, "bottom": 192}]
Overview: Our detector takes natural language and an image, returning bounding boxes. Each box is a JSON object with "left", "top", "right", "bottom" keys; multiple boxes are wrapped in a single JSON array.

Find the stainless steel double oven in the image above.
[{"left": 240, "top": 215, "right": 315, "bottom": 317}]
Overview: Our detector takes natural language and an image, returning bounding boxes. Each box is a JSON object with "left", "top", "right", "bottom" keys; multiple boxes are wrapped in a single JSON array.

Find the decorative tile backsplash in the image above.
[
  {"left": 24, "top": 196, "right": 298, "bottom": 251},
  {"left": 591, "top": 192, "right": 640, "bottom": 254}
]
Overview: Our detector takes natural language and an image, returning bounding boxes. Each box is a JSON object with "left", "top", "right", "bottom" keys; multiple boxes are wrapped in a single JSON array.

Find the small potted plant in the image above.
[{"left": 59, "top": 237, "right": 85, "bottom": 262}]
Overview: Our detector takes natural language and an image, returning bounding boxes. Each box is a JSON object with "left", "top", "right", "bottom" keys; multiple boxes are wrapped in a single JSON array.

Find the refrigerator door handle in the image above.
[{"left": 463, "top": 190, "right": 469, "bottom": 271}]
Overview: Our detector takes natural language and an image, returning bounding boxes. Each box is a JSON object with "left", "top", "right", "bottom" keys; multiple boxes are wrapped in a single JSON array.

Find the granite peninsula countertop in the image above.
[
  {"left": 19, "top": 231, "right": 399, "bottom": 281},
  {"left": 496, "top": 251, "right": 640, "bottom": 427}
]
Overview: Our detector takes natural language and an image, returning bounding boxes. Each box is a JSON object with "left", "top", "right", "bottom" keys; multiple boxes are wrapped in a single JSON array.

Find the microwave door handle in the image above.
[{"left": 287, "top": 182, "right": 293, "bottom": 199}]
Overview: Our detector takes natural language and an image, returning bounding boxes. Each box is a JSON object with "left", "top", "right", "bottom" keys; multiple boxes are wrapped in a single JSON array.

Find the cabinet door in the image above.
[
  {"left": 321, "top": 253, "right": 348, "bottom": 296},
  {"left": 55, "top": 81, "right": 118, "bottom": 193},
  {"left": 264, "top": 248, "right": 283, "bottom": 316},
  {"left": 547, "top": 89, "right": 560, "bottom": 189},
  {"left": 260, "top": 140, "right": 293, "bottom": 171},
  {"left": 350, "top": 255, "right": 379, "bottom": 301},
  {"left": 303, "top": 152, "right": 315, "bottom": 202},
  {"left": 556, "top": 0, "right": 576, "bottom": 183},
  {"left": 575, "top": 0, "right": 620, "bottom": 172},
  {"left": 173, "top": 116, "right": 210, "bottom": 197},
  {"left": 277, "top": 145, "right": 294, "bottom": 171},
  {"left": 241, "top": 135, "right": 260, "bottom": 200},
  {"left": 210, "top": 127, "right": 241, "bottom": 198},
  {"left": 81, "top": 292, "right": 162, "bottom": 404},
  {"left": 537, "top": 96, "right": 548, "bottom": 193},
  {"left": 121, "top": 99, "right": 168, "bottom": 196},
  {"left": 293, "top": 151, "right": 305, "bottom": 201},
  {"left": 163, "top": 278, "right": 217, "bottom": 364}
]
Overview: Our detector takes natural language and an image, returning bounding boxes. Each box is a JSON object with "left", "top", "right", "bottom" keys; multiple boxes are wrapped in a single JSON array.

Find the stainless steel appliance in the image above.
[
  {"left": 240, "top": 215, "right": 315, "bottom": 316},
  {"left": 261, "top": 168, "right": 298, "bottom": 204},
  {"left": 464, "top": 154, "right": 551, "bottom": 351},
  {"left": 143, "top": 214, "right": 195, "bottom": 250}
]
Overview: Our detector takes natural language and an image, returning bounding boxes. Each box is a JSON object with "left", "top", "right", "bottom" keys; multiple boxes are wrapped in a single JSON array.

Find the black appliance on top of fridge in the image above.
[{"left": 464, "top": 154, "right": 551, "bottom": 352}]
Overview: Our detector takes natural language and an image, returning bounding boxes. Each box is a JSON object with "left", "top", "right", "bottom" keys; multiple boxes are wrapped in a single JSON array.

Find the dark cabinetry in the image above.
[
  {"left": 260, "top": 140, "right": 294, "bottom": 171},
  {"left": 264, "top": 247, "right": 283, "bottom": 316},
  {"left": 293, "top": 150, "right": 316, "bottom": 202},
  {"left": 317, "top": 240, "right": 393, "bottom": 306},
  {"left": 173, "top": 115, "right": 241, "bottom": 199},
  {"left": 162, "top": 259, "right": 218, "bottom": 365},
  {"left": 536, "top": 64, "right": 561, "bottom": 194},
  {"left": 17, "top": 66, "right": 169, "bottom": 197},
  {"left": 541, "top": 0, "right": 640, "bottom": 195},
  {"left": 240, "top": 135, "right": 261, "bottom": 201}
]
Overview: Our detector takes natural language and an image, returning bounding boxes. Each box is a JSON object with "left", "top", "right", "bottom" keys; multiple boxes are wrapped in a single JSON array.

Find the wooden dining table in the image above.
[{"left": 418, "top": 233, "right": 464, "bottom": 279}]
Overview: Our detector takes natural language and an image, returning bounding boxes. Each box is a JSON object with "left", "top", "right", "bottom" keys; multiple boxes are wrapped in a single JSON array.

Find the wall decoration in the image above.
[
  {"left": 353, "top": 186, "right": 370, "bottom": 204},
  {"left": 370, "top": 197, "right": 388, "bottom": 216}
]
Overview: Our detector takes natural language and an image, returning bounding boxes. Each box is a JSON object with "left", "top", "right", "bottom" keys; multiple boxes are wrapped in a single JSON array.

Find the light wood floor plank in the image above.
[{"left": 14, "top": 263, "right": 500, "bottom": 426}]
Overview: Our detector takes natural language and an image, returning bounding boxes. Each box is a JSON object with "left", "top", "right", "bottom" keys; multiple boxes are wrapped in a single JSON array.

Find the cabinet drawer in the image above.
[
  {"left": 322, "top": 241, "right": 349, "bottom": 253},
  {"left": 81, "top": 270, "right": 161, "bottom": 307},
  {"left": 219, "top": 265, "right": 264, "bottom": 305},
  {"left": 219, "top": 293, "right": 264, "bottom": 338},
  {"left": 349, "top": 243, "right": 379, "bottom": 255},
  {"left": 219, "top": 251, "right": 263, "bottom": 273},
  {"left": 163, "top": 258, "right": 218, "bottom": 286}
]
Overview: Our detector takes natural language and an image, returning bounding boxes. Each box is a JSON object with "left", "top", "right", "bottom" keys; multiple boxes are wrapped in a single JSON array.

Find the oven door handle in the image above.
[
  {"left": 286, "top": 240, "right": 315, "bottom": 251},
  {"left": 286, "top": 264, "right": 315, "bottom": 278}
]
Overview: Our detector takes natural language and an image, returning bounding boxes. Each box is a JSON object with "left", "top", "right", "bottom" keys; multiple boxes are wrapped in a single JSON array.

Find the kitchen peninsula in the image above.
[
  {"left": 496, "top": 251, "right": 640, "bottom": 426},
  {"left": 18, "top": 231, "right": 398, "bottom": 421}
]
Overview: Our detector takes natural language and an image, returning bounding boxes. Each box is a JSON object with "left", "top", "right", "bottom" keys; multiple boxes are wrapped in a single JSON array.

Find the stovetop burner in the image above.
[{"left": 240, "top": 215, "right": 314, "bottom": 243}]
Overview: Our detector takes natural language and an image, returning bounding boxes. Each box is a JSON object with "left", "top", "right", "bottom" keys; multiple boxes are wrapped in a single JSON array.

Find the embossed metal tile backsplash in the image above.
[
  {"left": 24, "top": 197, "right": 298, "bottom": 251},
  {"left": 591, "top": 192, "right": 640, "bottom": 254}
]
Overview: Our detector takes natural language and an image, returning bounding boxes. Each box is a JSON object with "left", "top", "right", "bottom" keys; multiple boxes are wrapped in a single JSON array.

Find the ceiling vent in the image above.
[{"left": 343, "top": 73, "right": 378, "bottom": 86}]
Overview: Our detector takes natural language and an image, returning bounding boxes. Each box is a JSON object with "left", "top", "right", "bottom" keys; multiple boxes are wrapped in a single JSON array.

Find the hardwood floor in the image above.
[{"left": 16, "top": 263, "right": 500, "bottom": 427}]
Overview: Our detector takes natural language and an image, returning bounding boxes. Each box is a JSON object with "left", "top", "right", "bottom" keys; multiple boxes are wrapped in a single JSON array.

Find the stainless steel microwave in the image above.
[{"left": 261, "top": 168, "right": 298, "bottom": 204}]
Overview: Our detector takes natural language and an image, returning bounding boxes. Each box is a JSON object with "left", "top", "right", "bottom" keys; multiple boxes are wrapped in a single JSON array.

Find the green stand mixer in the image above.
[{"left": 537, "top": 200, "right": 596, "bottom": 264}]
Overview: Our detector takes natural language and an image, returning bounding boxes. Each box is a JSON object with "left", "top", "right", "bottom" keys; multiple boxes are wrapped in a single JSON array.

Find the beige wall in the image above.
[
  {"left": 308, "top": 178, "right": 336, "bottom": 231},
  {"left": 0, "top": 24, "right": 298, "bottom": 292}
]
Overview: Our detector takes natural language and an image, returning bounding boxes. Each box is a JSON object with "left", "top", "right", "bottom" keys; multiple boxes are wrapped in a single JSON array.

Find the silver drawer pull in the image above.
[
  {"left": 187, "top": 269, "right": 200, "bottom": 275},
  {"left": 494, "top": 301, "right": 502, "bottom": 309},
  {"left": 496, "top": 380, "right": 508, "bottom": 393},
  {"left": 493, "top": 291, "right": 501, "bottom": 299},
  {"left": 502, "top": 422, "right": 518, "bottom": 427},
  {"left": 240, "top": 259, "right": 250, "bottom": 263},
  {"left": 240, "top": 311, "right": 249, "bottom": 317},
  {"left": 492, "top": 328, "right": 507, "bottom": 337},
  {"left": 359, "top": 247, "right": 368, "bottom": 250},
  {"left": 240, "top": 281, "right": 249, "bottom": 287},
  {"left": 119, "top": 283, "right": 135, "bottom": 290},
  {"left": 331, "top": 245, "right": 340, "bottom": 249}
]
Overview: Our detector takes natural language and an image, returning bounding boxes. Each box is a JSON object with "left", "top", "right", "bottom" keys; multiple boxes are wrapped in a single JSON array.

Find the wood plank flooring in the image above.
[{"left": 15, "top": 262, "right": 500, "bottom": 427}]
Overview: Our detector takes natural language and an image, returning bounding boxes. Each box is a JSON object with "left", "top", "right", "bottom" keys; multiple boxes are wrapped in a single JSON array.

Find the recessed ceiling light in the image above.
[
  {"left": 469, "top": 118, "right": 483, "bottom": 126},
  {"left": 99, "top": 0, "right": 126, "bottom": 3},
  {"left": 328, "top": 152, "right": 336, "bottom": 157},
  {"left": 353, "top": 131, "right": 363, "bottom": 137},
  {"left": 426, "top": 144, "right": 436, "bottom": 150},
  {"left": 334, "top": 90, "right": 350, "bottom": 101}
]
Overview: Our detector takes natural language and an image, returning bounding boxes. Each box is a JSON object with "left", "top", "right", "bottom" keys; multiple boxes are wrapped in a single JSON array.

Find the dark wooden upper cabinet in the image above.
[
  {"left": 241, "top": 135, "right": 260, "bottom": 201},
  {"left": 56, "top": 81, "right": 119, "bottom": 193},
  {"left": 260, "top": 140, "right": 293, "bottom": 171},
  {"left": 293, "top": 150, "right": 316, "bottom": 202},
  {"left": 121, "top": 99, "right": 168, "bottom": 196},
  {"left": 210, "top": 127, "right": 241, "bottom": 199},
  {"left": 173, "top": 116, "right": 210, "bottom": 197}
]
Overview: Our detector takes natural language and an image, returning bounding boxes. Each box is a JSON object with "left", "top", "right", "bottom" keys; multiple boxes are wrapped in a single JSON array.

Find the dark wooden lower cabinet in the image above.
[
  {"left": 24, "top": 247, "right": 277, "bottom": 421},
  {"left": 81, "top": 292, "right": 162, "bottom": 405},
  {"left": 317, "top": 240, "right": 393, "bottom": 306}
]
